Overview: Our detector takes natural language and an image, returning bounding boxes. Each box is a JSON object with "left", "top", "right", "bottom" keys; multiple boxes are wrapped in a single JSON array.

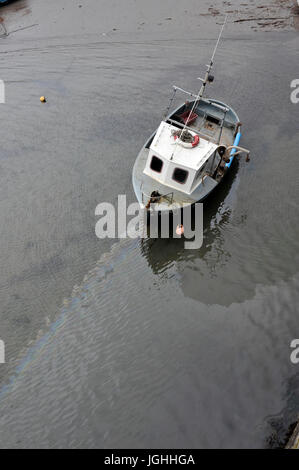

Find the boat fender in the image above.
[{"left": 176, "top": 224, "right": 184, "bottom": 236}]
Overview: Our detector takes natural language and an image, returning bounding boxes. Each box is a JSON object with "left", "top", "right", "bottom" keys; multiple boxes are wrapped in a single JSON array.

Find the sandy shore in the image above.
[{"left": 0, "top": 0, "right": 298, "bottom": 40}]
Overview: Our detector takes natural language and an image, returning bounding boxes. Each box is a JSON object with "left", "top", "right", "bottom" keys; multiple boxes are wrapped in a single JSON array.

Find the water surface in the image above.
[{"left": 0, "top": 0, "right": 298, "bottom": 448}]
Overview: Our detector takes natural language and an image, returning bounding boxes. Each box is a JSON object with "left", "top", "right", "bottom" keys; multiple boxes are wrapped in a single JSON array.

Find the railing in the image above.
[
  {"left": 141, "top": 189, "right": 174, "bottom": 206},
  {"left": 166, "top": 117, "right": 220, "bottom": 143}
]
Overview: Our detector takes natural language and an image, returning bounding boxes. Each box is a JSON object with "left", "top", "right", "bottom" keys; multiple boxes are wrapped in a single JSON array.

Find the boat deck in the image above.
[
  {"left": 167, "top": 99, "right": 237, "bottom": 148},
  {"left": 132, "top": 98, "right": 240, "bottom": 211}
]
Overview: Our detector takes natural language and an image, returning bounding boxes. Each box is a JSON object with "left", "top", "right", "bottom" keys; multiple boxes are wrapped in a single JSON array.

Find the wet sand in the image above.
[{"left": 0, "top": 0, "right": 298, "bottom": 448}]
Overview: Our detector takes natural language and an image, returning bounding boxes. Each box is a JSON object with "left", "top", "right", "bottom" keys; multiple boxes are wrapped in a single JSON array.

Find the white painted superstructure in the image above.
[{"left": 143, "top": 121, "right": 218, "bottom": 195}]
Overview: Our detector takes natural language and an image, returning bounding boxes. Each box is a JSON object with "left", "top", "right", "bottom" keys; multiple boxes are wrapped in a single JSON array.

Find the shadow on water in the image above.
[
  {"left": 141, "top": 161, "right": 240, "bottom": 272},
  {"left": 265, "top": 371, "right": 299, "bottom": 448}
]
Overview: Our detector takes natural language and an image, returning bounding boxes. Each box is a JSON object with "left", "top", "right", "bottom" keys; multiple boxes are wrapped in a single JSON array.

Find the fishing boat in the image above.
[{"left": 132, "top": 16, "right": 250, "bottom": 214}]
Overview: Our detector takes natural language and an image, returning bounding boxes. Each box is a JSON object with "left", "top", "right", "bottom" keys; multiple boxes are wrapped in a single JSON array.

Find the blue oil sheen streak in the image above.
[{"left": 0, "top": 238, "right": 138, "bottom": 400}]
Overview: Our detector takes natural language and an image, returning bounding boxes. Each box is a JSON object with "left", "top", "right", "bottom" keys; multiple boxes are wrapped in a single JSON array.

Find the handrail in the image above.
[
  {"left": 207, "top": 101, "right": 229, "bottom": 113},
  {"left": 166, "top": 118, "right": 219, "bottom": 143},
  {"left": 142, "top": 191, "right": 174, "bottom": 205},
  {"left": 166, "top": 118, "right": 201, "bottom": 136},
  {"left": 172, "top": 86, "right": 198, "bottom": 98}
]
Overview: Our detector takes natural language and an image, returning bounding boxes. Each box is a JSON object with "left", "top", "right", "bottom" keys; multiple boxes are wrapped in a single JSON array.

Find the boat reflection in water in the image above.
[{"left": 139, "top": 159, "right": 251, "bottom": 306}]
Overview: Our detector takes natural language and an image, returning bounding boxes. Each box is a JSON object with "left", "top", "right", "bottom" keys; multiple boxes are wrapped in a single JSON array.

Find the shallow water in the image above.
[{"left": 0, "top": 0, "right": 298, "bottom": 448}]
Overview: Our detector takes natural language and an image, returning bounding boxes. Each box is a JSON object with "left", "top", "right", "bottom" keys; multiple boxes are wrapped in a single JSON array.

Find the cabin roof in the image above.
[{"left": 150, "top": 121, "right": 218, "bottom": 171}]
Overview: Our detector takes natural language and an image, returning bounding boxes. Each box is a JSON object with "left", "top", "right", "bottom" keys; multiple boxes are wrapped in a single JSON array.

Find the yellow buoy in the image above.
[{"left": 40, "top": 96, "right": 46, "bottom": 103}]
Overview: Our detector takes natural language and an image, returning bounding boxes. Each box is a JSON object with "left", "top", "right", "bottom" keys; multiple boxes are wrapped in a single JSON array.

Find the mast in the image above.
[
  {"left": 197, "top": 14, "right": 228, "bottom": 101},
  {"left": 170, "top": 15, "right": 228, "bottom": 160}
]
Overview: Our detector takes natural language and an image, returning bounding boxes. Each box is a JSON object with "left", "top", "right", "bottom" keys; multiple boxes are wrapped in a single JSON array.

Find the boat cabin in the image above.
[{"left": 143, "top": 121, "right": 220, "bottom": 195}]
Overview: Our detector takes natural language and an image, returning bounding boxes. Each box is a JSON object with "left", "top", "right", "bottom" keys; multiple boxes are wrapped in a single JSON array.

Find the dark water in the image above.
[{"left": 0, "top": 0, "right": 298, "bottom": 448}]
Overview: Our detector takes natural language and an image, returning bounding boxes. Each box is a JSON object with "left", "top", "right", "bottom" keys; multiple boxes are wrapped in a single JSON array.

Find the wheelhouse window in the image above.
[
  {"left": 150, "top": 156, "right": 163, "bottom": 173},
  {"left": 172, "top": 167, "right": 188, "bottom": 184}
]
